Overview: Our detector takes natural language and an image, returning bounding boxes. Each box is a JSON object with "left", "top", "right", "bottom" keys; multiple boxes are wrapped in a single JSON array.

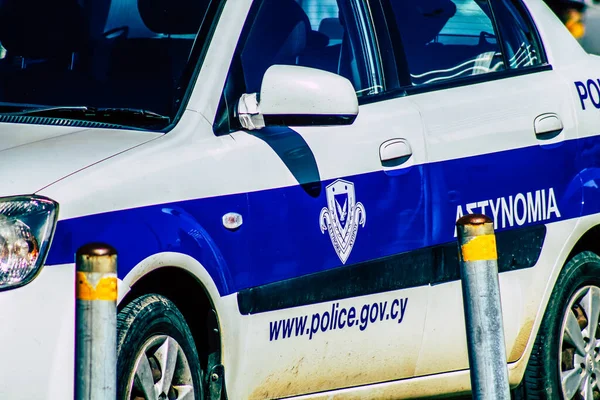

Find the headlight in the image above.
[{"left": 0, "top": 196, "right": 58, "bottom": 291}]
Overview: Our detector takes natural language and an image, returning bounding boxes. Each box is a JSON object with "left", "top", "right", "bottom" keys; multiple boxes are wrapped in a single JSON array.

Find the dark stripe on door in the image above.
[{"left": 237, "top": 225, "right": 546, "bottom": 315}]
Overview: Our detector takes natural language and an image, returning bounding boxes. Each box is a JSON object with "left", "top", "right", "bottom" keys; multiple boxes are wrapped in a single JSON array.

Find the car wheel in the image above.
[
  {"left": 523, "top": 251, "right": 600, "bottom": 399},
  {"left": 117, "top": 294, "right": 204, "bottom": 400}
]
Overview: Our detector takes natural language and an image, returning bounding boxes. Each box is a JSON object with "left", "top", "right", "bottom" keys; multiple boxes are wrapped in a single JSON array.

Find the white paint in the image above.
[
  {"left": 410, "top": 0, "right": 585, "bottom": 383},
  {"left": 319, "top": 179, "right": 366, "bottom": 264},
  {"left": 547, "top": 187, "right": 562, "bottom": 219},
  {"left": 0, "top": 124, "right": 158, "bottom": 198},
  {"left": 238, "top": 287, "right": 429, "bottom": 400},
  {"left": 514, "top": 193, "right": 528, "bottom": 226},
  {"left": 0, "top": 0, "right": 597, "bottom": 398},
  {"left": 379, "top": 139, "right": 412, "bottom": 164},
  {"left": 0, "top": 264, "right": 75, "bottom": 400},
  {"left": 260, "top": 65, "right": 359, "bottom": 118},
  {"left": 489, "top": 197, "right": 501, "bottom": 226},
  {"left": 527, "top": 190, "right": 543, "bottom": 223},
  {"left": 502, "top": 196, "right": 515, "bottom": 229},
  {"left": 454, "top": 188, "right": 562, "bottom": 232}
]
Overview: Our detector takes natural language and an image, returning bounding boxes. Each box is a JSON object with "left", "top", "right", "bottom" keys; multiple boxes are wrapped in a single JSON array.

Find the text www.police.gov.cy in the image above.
[{"left": 269, "top": 298, "right": 409, "bottom": 341}]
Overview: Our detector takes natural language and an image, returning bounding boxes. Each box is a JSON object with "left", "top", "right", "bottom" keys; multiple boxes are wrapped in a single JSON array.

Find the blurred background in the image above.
[
  {"left": 545, "top": 0, "right": 600, "bottom": 54},
  {"left": 581, "top": 4, "right": 600, "bottom": 54}
]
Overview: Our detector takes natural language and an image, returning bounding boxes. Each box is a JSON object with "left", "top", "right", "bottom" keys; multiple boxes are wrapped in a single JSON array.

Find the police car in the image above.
[{"left": 0, "top": 0, "right": 599, "bottom": 398}]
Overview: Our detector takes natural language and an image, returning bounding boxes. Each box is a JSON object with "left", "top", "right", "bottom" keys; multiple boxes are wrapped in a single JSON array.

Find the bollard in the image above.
[
  {"left": 456, "top": 214, "right": 510, "bottom": 400},
  {"left": 75, "top": 244, "right": 118, "bottom": 400}
]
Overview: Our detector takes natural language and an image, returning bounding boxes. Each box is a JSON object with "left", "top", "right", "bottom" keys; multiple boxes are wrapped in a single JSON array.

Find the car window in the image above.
[
  {"left": 301, "top": 0, "right": 341, "bottom": 44},
  {"left": 389, "top": 0, "right": 505, "bottom": 86},
  {"left": 214, "top": 0, "right": 384, "bottom": 134},
  {"left": 239, "top": 0, "right": 382, "bottom": 95},
  {"left": 0, "top": 0, "right": 213, "bottom": 124},
  {"left": 492, "top": 0, "right": 544, "bottom": 69}
]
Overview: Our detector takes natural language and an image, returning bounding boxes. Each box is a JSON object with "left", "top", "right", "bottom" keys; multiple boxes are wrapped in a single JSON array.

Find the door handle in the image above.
[
  {"left": 380, "top": 139, "right": 412, "bottom": 168},
  {"left": 534, "top": 113, "right": 563, "bottom": 140}
]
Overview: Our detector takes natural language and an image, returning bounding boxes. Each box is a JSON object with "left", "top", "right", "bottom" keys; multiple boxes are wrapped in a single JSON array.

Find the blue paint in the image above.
[
  {"left": 574, "top": 79, "right": 600, "bottom": 110},
  {"left": 45, "top": 136, "right": 599, "bottom": 296},
  {"left": 46, "top": 193, "right": 250, "bottom": 294},
  {"left": 575, "top": 81, "right": 588, "bottom": 110}
]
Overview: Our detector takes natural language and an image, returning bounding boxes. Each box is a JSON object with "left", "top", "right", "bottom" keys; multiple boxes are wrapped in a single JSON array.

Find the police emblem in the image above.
[{"left": 319, "top": 179, "right": 366, "bottom": 264}]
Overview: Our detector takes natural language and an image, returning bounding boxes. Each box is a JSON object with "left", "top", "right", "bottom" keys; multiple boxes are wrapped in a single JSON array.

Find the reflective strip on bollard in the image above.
[
  {"left": 75, "top": 244, "right": 117, "bottom": 400},
  {"left": 76, "top": 272, "right": 117, "bottom": 301},
  {"left": 461, "top": 234, "right": 497, "bottom": 262},
  {"left": 457, "top": 214, "right": 510, "bottom": 400}
]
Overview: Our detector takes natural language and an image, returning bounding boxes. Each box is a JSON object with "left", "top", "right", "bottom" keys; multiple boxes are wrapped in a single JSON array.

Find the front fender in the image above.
[
  {"left": 118, "top": 251, "right": 223, "bottom": 306},
  {"left": 45, "top": 202, "right": 239, "bottom": 295},
  {"left": 577, "top": 168, "right": 600, "bottom": 217}
]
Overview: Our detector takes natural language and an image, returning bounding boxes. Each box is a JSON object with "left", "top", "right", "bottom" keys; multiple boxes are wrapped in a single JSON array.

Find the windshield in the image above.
[{"left": 0, "top": 0, "right": 214, "bottom": 128}]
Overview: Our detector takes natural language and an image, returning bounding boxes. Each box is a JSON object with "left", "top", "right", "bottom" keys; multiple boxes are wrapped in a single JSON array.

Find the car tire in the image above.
[
  {"left": 117, "top": 294, "right": 204, "bottom": 400},
  {"left": 522, "top": 251, "right": 600, "bottom": 399}
]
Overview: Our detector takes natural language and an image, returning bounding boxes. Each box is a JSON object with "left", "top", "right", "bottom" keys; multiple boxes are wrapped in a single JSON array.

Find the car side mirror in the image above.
[{"left": 237, "top": 65, "right": 359, "bottom": 130}]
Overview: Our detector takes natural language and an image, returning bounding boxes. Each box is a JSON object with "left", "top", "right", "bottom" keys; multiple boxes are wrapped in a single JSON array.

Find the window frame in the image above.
[
  {"left": 492, "top": 0, "right": 548, "bottom": 68},
  {"left": 169, "top": 0, "right": 226, "bottom": 131},
  {"left": 348, "top": 0, "right": 385, "bottom": 97},
  {"left": 376, "top": 0, "right": 551, "bottom": 97},
  {"left": 212, "top": 0, "right": 392, "bottom": 136},
  {"left": 354, "top": 0, "right": 408, "bottom": 105}
]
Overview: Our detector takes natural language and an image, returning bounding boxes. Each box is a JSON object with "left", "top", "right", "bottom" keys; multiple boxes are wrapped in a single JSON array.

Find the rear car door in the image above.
[
  {"left": 212, "top": 0, "right": 433, "bottom": 397},
  {"left": 381, "top": 0, "right": 581, "bottom": 376}
]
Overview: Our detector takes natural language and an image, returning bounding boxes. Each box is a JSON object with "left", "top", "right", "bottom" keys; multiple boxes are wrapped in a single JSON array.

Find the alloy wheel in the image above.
[
  {"left": 125, "top": 335, "right": 195, "bottom": 400},
  {"left": 559, "top": 286, "right": 600, "bottom": 400}
]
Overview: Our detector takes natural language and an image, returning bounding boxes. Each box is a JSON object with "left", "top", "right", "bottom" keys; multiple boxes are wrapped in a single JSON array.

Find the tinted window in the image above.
[
  {"left": 390, "top": 0, "right": 505, "bottom": 86},
  {"left": 437, "top": 1, "right": 496, "bottom": 45},
  {"left": 214, "top": 0, "right": 384, "bottom": 134},
  {"left": 300, "top": 0, "right": 339, "bottom": 33},
  {"left": 237, "top": 0, "right": 381, "bottom": 95},
  {"left": 493, "top": 0, "right": 544, "bottom": 69},
  {"left": 0, "top": 0, "right": 213, "bottom": 124}
]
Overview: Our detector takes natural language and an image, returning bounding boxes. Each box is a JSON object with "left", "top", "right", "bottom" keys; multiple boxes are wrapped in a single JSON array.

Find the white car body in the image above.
[{"left": 0, "top": 0, "right": 599, "bottom": 398}]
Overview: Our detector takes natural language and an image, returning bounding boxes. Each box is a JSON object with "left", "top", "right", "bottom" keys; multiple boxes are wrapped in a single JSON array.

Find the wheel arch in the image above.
[
  {"left": 567, "top": 224, "right": 600, "bottom": 261},
  {"left": 118, "top": 253, "right": 224, "bottom": 378},
  {"left": 511, "top": 223, "right": 600, "bottom": 395}
]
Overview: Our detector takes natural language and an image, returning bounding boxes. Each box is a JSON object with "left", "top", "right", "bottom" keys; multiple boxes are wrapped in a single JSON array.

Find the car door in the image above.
[
  {"left": 211, "top": 0, "right": 433, "bottom": 397},
  {"left": 382, "top": 0, "right": 581, "bottom": 377}
]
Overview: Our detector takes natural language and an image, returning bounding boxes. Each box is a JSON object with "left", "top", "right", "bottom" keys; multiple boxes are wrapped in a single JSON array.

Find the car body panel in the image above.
[
  {"left": 0, "top": 264, "right": 74, "bottom": 399},
  {"left": 0, "top": 0, "right": 599, "bottom": 398},
  {"left": 0, "top": 124, "right": 159, "bottom": 197}
]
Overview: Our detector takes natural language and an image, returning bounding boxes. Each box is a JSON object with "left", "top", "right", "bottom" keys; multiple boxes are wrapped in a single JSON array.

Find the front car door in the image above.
[
  {"left": 209, "top": 0, "right": 434, "bottom": 397},
  {"left": 381, "top": 0, "right": 580, "bottom": 378}
]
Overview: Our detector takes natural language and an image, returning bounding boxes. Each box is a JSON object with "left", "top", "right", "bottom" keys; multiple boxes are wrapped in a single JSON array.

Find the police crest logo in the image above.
[{"left": 319, "top": 179, "right": 366, "bottom": 264}]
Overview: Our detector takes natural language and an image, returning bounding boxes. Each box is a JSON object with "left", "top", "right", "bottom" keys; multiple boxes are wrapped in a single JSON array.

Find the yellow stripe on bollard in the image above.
[
  {"left": 76, "top": 272, "right": 118, "bottom": 301},
  {"left": 461, "top": 234, "right": 497, "bottom": 262},
  {"left": 456, "top": 214, "right": 510, "bottom": 399},
  {"left": 75, "top": 243, "right": 117, "bottom": 400}
]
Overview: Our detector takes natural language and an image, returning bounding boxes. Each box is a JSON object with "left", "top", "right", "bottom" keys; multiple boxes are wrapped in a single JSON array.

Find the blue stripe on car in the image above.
[{"left": 45, "top": 136, "right": 597, "bottom": 296}]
